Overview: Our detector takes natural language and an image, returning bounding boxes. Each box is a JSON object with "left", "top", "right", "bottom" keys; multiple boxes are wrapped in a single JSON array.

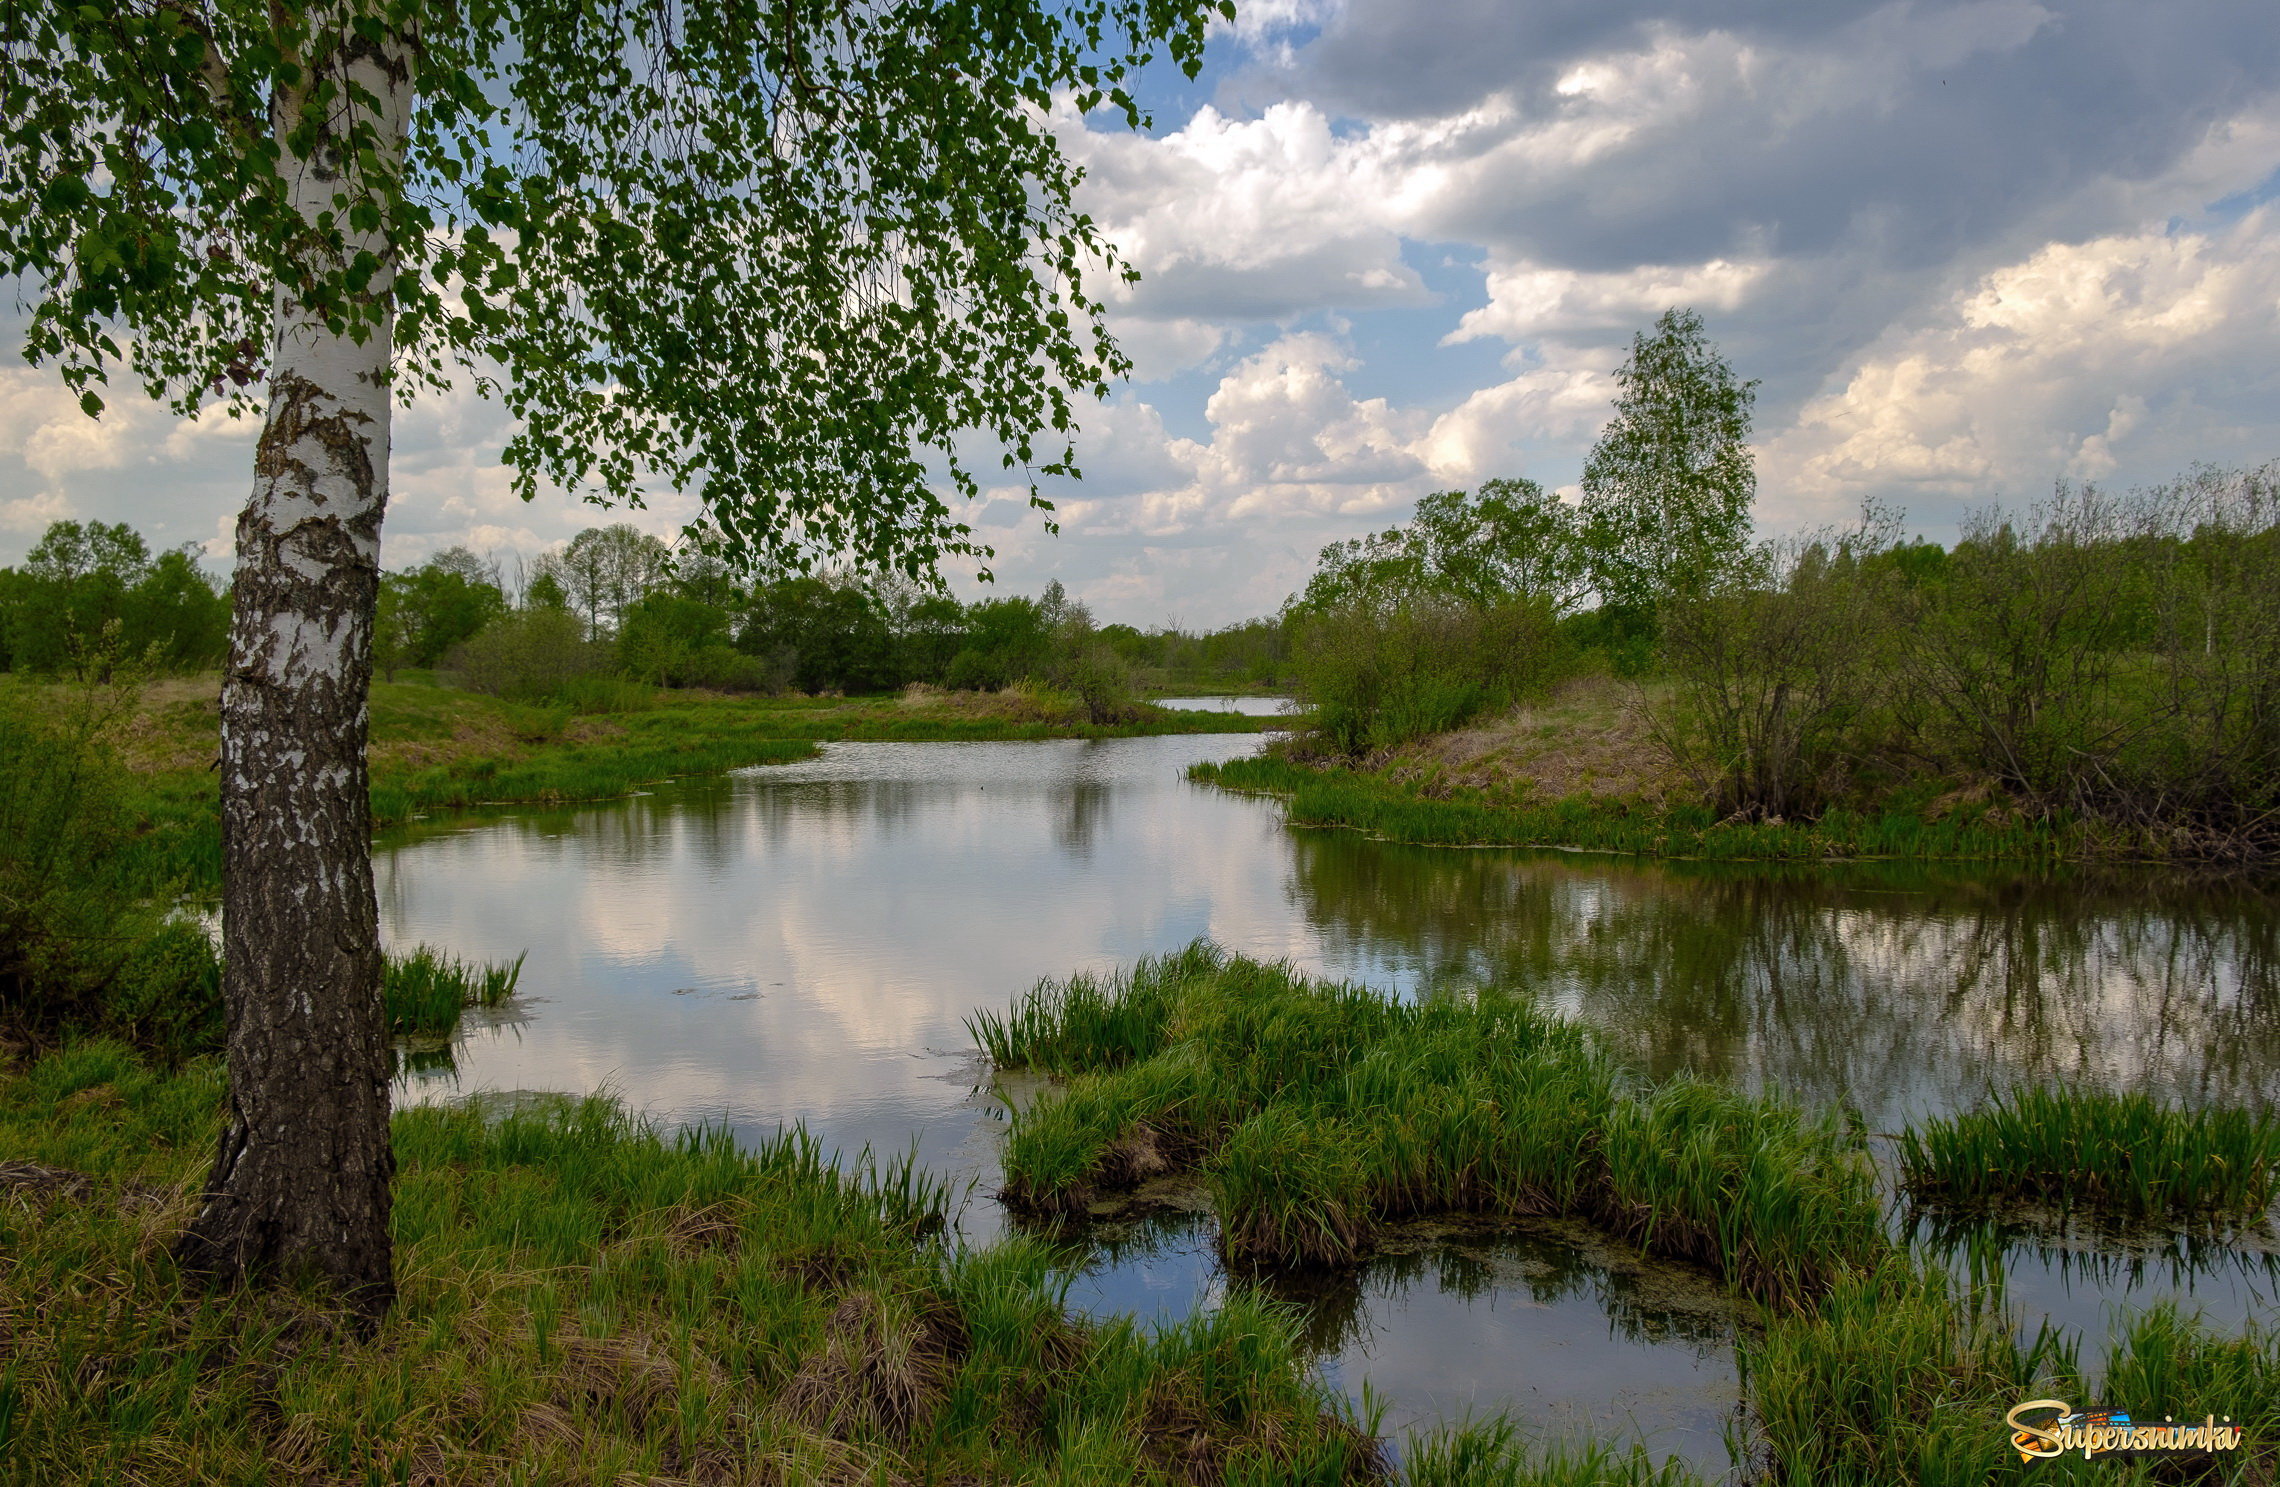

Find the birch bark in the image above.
[{"left": 175, "top": 11, "right": 413, "bottom": 1320}]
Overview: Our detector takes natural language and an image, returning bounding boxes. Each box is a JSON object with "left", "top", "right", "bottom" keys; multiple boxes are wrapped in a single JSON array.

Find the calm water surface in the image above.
[{"left": 378, "top": 732, "right": 2280, "bottom": 1472}]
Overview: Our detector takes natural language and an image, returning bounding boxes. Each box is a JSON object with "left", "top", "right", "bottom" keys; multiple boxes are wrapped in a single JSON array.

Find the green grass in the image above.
[
  {"left": 1191, "top": 756, "right": 2077, "bottom": 864},
  {"left": 984, "top": 948, "right": 2280, "bottom": 1482},
  {"left": 1400, "top": 1421, "right": 1710, "bottom": 1486},
  {"left": 0, "top": 1042, "right": 1385, "bottom": 1485},
  {"left": 975, "top": 944, "right": 1884, "bottom": 1306},
  {"left": 382, "top": 946, "right": 526, "bottom": 1038},
  {"left": 1898, "top": 1087, "right": 2280, "bottom": 1221},
  {"left": 1744, "top": 1259, "right": 2280, "bottom": 1485}
]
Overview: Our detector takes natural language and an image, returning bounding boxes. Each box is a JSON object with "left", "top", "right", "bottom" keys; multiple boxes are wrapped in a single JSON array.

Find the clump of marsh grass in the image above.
[
  {"left": 1899, "top": 1087, "right": 2280, "bottom": 1222},
  {"left": 985, "top": 943, "right": 1884, "bottom": 1307},
  {"left": 1401, "top": 1419, "right": 1711, "bottom": 1486},
  {"left": 1742, "top": 1258, "right": 2077, "bottom": 1486},
  {"left": 1745, "top": 1259, "right": 2280, "bottom": 1486},
  {"left": 1598, "top": 1076, "right": 1884, "bottom": 1311},
  {"left": 2100, "top": 1301, "right": 2280, "bottom": 1464},
  {"left": 382, "top": 945, "right": 526, "bottom": 1038},
  {"left": 0, "top": 1041, "right": 1387, "bottom": 1484}
]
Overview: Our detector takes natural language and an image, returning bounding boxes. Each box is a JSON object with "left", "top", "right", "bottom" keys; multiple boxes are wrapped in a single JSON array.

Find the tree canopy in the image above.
[
  {"left": 4, "top": 0, "right": 1231, "bottom": 577},
  {"left": 1579, "top": 307, "right": 1759, "bottom": 613},
  {"left": 1289, "top": 479, "right": 1584, "bottom": 619}
]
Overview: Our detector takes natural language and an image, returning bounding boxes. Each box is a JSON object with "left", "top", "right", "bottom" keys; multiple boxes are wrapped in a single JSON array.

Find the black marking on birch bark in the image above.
[{"left": 177, "top": 367, "right": 395, "bottom": 1323}]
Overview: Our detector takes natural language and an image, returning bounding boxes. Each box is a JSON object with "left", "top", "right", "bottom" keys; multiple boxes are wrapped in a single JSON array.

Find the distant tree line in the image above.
[
  {"left": 1280, "top": 305, "right": 2280, "bottom": 859},
  {"left": 360, "top": 523, "right": 1294, "bottom": 717},
  {"left": 0, "top": 522, "right": 229, "bottom": 677},
  {"left": 2, "top": 515, "right": 1292, "bottom": 712}
]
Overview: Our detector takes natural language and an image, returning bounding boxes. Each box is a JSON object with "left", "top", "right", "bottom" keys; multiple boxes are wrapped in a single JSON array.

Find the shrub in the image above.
[
  {"left": 443, "top": 607, "right": 607, "bottom": 703},
  {"left": 552, "top": 674, "right": 656, "bottom": 714},
  {"left": 1291, "top": 595, "right": 1570, "bottom": 756},
  {"left": 1656, "top": 531, "right": 1890, "bottom": 822},
  {"left": 1053, "top": 641, "right": 1138, "bottom": 724},
  {"left": 943, "top": 647, "right": 1007, "bottom": 692}
]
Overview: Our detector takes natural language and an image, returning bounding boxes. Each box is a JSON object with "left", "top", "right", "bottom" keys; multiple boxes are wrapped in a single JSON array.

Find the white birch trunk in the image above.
[{"left": 178, "top": 9, "right": 413, "bottom": 1319}]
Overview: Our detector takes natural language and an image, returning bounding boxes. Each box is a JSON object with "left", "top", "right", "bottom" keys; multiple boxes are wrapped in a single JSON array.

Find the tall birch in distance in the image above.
[
  {"left": 1579, "top": 307, "right": 1760, "bottom": 617},
  {"left": 0, "top": 0, "right": 1229, "bottom": 1320}
]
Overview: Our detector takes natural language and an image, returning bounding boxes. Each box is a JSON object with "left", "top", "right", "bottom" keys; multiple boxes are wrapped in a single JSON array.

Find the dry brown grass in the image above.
[{"left": 1377, "top": 675, "right": 1681, "bottom": 806}]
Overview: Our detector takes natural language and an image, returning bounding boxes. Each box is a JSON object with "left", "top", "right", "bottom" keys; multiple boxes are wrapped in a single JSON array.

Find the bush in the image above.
[
  {"left": 0, "top": 685, "right": 218, "bottom": 1059},
  {"left": 1291, "top": 595, "right": 1570, "bottom": 756},
  {"left": 619, "top": 592, "right": 785, "bottom": 691},
  {"left": 1650, "top": 464, "right": 2280, "bottom": 857},
  {"left": 1656, "top": 532, "right": 1889, "bottom": 822},
  {"left": 943, "top": 647, "right": 1007, "bottom": 692},
  {"left": 101, "top": 920, "right": 226, "bottom": 1061},
  {"left": 443, "top": 608, "right": 607, "bottom": 703},
  {"left": 1052, "top": 641, "right": 1138, "bottom": 724}
]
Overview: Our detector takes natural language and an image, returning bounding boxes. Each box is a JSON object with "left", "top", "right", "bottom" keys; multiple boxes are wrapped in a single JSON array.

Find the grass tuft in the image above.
[
  {"left": 1899, "top": 1087, "right": 2280, "bottom": 1221},
  {"left": 383, "top": 945, "right": 526, "bottom": 1038},
  {"left": 985, "top": 944, "right": 1883, "bottom": 1307}
]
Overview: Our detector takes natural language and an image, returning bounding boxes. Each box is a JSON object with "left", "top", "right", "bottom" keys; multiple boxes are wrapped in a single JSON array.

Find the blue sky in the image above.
[{"left": 5, "top": 0, "right": 2279, "bottom": 626}]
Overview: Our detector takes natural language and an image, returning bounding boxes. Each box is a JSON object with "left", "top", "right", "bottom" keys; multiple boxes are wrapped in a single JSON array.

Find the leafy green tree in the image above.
[
  {"left": 376, "top": 549, "right": 506, "bottom": 674},
  {"left": 1412, "top": 479, "right": 1585, "bottom": 611},
  {"left": 524, "top": 568, "right": 570, "bottom": 612},
  {"left": 619, "top": 590, "right": 750, "bottom": 688},
  {"left": 4, "top": 0, "right": 1227, "bottom": 1316},
  {"left": 562, "top": 524, "right": 670, "bottom": 639},
  {"left": 950, "top": 595, "right": 1052, "bottom": 689},
  {"left": 1289, "top": 480, "right": 1582, "bottom": 620},
  {"left": 9, "top": 520, "right": 154, "bottom": 675},
  {"left": 897, "top": 592, "right": 970, "bottom": 683},
  {"left": 738, "top": 576, "right": 898, "bottom": 693},
  {"left": 122, "top": 547, "right": 231, "bottom": 670},
  {"left": 1579, "top": 308, "right": 1760, "bottom": 615}
]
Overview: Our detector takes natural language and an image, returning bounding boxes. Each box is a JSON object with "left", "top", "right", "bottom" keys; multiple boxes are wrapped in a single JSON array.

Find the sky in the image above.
[{"left": 5, "top": 0, "right": 2279, "bottom": 627}]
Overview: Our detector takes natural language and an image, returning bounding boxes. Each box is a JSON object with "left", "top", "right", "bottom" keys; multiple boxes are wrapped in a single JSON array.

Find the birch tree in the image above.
[
  {"left": 2, "top": 0, "right": 1226, "bottom": 1320},
  {"left": 1579, "top": 308, "right": 1759, "bottom": 616}
]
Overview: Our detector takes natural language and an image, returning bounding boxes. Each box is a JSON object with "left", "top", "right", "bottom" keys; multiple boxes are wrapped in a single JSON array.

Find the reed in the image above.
[
  {"left": 1598, "top": 1076, "right": 1884, "bottom": 1312},
  {"left": 967, "top": 940, "right": 1223, "bottom": 1071},
  {"left": 1898, "top": 1087, "right": 2280, "bottom": 1221},
  {"left": 382, "top": 945, "right": 527, "bottom": 1038},
  {"left": 2100, "top": 1301, "right": 2280, "bottom": 1462},
  {"left": 1212, "top": 1106, "right": 1380, "bottom": 1267},
  {"left": 0, "top": 1043, "right": 1383, "bottom": 1484},
  {"left": 1742, "top": 1258, "right": 2077, "bottom": 1486},
  {"left": 1401, "top": 1419, "right": 1711, "bottom": 1487}
]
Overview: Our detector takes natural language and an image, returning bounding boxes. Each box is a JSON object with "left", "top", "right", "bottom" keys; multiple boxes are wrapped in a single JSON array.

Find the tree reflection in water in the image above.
[{"left": 1283, "top": 834, "right": 2280, "bottom": 1128}]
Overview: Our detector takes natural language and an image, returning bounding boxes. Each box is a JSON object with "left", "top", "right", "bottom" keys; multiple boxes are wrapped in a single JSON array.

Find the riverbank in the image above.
[
  {"left": 1189, "top": 679, "right": 2089, "bottom": 863},
  {"left": 1193, "top": 750, "right": 2076, "bottom": 863},
  {"left": 0, "top": 1041, "right": 1388, "bottom": 1485},
  {"left": 29, "top": 674, "right": 1281, "bottom": 898}
]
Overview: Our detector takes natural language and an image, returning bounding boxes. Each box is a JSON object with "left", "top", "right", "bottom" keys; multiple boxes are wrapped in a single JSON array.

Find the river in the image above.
[{"left": 376, "top": 710, "right": 2280, "bottom": 1472}]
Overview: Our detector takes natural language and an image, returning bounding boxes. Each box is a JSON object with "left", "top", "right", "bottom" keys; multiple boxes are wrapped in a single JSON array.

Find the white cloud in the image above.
[
  {"left": 1066, "top": 101, "right": 1429, "bottom": 323},
  {"left": 1759, "top": 210, "right": 2280, "bottom": 523},
  {"left": 1447, "top": 256, "right": 1773, "bottom": 347}
]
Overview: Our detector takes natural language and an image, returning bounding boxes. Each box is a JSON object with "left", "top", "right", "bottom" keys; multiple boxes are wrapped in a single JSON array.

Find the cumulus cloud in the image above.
[
  {"left": 1062, "top": 101, "right": 1429, "bottom": 326},
  {"left": 1447, "top": 256, "right": 1773, "bottom": 347},
  {"left": 1760, "top": 210, "right": 2280, "bottom": 525},
  {"left": 6, "top": 0, "right": 2278, "bottom": 629}
]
